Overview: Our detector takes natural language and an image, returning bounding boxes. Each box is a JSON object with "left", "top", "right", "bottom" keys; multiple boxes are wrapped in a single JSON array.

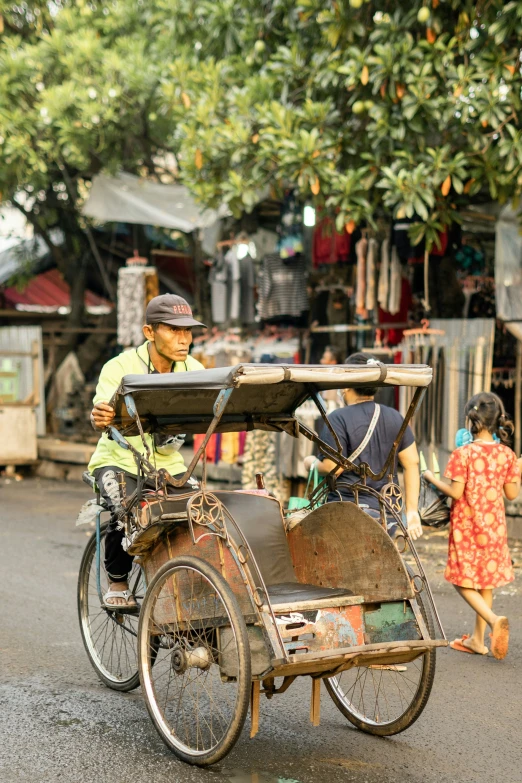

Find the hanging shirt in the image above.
[
  {"left": 226, "top": 246, "right": 242, "bottom": 321},
  {"left": 313, "top": 217, "right": 351, "bottom": 267},
  {"left": 209, "top": 252, "right": 229, "bottom": 324},
  {"left": 239, "top": 253, "right": 256, "bottom": 325},
  {"left": 258, "top": 253, "right": 308, "bottom": 319}
]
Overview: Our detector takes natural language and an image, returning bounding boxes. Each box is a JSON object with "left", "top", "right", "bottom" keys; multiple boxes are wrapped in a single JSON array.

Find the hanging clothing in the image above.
[
  {"left": 239, "top": 253, "right": 256, "bottom": 325},
  {"left": 355, "top": 237, "right": 368, "bottom": 317},
  {"left": 378, "top": 238, "right": 390, "bottom": 309},
  {"left": 258, "top": 253, "right": 308, "bottom": 319},
  {"left": 388, "top": 245, "right": 402, "bottom": 315},
  {"left": 378, "top": 278, "right": 412, "bottom": 346},
  {"left": 209, "top": 251, "right": 229, "bottom": 324},
  {"left": 277, "top": 190, "right": 304, "bottom": 259},
  {"left": 365, "top": 238, "right": 378, "bottom": 311},
  {"left": 226, "top": 246, "right": 242, "bottom": 321},
  {"left": 312, "top": 217, "right": 351, "bottom": 267}
]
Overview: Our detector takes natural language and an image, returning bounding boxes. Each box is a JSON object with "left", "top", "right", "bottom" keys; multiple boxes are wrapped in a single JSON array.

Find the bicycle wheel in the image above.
[
  {"left": 78, "top": 522, "right": 143, "bottom": 691},
  {"left": 138, "top": 555, "right": 251, "bottom": 766},
  {"left": 325, "top": 587, "right": 436, "bottom": 736}
]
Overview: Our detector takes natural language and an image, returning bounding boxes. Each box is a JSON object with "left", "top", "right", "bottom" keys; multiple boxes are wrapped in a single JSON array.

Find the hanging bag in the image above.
[{"left": 287, "top": 464, "right": 321, "bottom": 512}]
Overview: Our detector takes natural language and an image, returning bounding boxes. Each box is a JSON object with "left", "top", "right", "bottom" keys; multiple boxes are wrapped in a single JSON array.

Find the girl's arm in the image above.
[
  {"left": 504, "top": 479, "right": 520, "bottom": 501},
  {"left": 423, "top": 470, "right": 465, "bottom": 500},
  {"left": 503, "top": 455, "right": 522, "bottom": 500}
]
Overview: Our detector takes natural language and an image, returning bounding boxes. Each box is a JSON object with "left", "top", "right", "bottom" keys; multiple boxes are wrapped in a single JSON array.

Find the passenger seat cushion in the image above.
[
  {"left": 267, "top": 582, "right": 354, "bottom": 606},
  {"left": 216, "top": 492, "right": 297, "bottom": 587}
]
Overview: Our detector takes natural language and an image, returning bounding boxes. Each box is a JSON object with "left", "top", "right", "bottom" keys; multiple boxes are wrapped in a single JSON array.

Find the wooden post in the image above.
[
  {"left": 515, "top": 340, "right": 522, "bottom": 457},
  {"left": 310, "top": 677, "right": 321, "bottom": 726},
  {"left": 31, "top": 340, "right": 40, "bottom": 407},
  {"left": 250, "top": 680, "right": 260, "bottom": 739}
]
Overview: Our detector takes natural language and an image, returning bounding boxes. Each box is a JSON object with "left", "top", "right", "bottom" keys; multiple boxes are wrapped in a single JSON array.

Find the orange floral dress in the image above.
[{"left": 444, "top": 442, "right": 518, "bottom": 589}]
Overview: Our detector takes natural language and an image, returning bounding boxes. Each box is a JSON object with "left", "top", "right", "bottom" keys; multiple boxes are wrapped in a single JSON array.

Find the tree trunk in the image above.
[{"left": 63, "top": 253, "right": 88, "bottom": 355}]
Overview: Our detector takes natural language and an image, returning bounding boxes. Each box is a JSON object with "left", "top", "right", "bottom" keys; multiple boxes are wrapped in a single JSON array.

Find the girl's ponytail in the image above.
[{"left": 464, "top": 392, "right": 514, "bottom": 445}]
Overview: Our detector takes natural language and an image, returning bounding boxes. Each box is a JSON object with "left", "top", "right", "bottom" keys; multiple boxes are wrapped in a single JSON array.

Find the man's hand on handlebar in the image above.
[{"left": 91, "top": 401, "right": 115, "bottom": 431}]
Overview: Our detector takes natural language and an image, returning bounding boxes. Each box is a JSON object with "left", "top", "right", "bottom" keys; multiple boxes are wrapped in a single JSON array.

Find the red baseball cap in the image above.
[{"left": 145, "top": 294, "right": 206, "bottom": 328}]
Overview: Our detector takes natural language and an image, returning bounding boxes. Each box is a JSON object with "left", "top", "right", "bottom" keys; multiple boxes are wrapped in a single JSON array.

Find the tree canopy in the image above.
[{"left": 0, "top": 0, "right": 521, "bottom": 272}]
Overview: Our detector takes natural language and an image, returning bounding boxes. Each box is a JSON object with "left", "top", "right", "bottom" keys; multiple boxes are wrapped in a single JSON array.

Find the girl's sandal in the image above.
[
  {"left": 450, "top": 634, "right": 488, "bottom": 655},
  {"left": 490, "top": 617, "right": 509, "bottom": 660}
]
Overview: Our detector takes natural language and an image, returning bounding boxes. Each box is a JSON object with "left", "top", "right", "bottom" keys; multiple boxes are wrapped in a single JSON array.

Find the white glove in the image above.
[
  {"left": 303, "top": 455, "right": 319, "bottom": 472},
  {"left": 406, "top": 510, "right": 423, "bottom": 540}
]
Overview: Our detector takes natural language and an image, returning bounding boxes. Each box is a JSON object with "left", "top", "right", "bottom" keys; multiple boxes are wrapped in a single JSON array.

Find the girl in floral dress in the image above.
[{"left": 424, "top": 392, "right": 521, "bottom": 660}]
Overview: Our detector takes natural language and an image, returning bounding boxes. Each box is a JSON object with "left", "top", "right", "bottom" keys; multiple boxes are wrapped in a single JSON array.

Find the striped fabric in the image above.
[{"left": 258, "top": 253, "right": 308, "bottom": 319}]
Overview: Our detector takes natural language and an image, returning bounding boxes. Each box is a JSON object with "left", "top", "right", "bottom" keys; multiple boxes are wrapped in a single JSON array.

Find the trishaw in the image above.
[{"left": 77, "top": 362, "right": 447, "bottom": 766}]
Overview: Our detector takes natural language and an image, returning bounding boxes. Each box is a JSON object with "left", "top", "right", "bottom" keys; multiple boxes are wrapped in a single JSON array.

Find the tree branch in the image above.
[{"left": 12, "top": 198, "right": 64, "bottom": 267}]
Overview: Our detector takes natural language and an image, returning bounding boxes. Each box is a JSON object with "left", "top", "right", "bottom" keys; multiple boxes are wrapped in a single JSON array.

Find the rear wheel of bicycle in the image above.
[
  {"left": 78, "top": 522, "right": 144, "bottom": 691},
  {"left": 138, "top": 555, "right": 251, "bottom": 766},
  {"left": 325, "top": 585, "right": 436, "bottom": 736}
]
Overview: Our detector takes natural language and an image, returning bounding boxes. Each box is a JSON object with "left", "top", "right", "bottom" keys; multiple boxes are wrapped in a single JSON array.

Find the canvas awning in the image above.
[{"left": 82, "top": 172, "right": 229, "bottom": 232}]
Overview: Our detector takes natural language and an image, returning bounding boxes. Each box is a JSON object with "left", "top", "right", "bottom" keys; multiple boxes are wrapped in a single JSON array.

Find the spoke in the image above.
[{"left": 143, "top": 565, "right": 242, "bottom": 754}]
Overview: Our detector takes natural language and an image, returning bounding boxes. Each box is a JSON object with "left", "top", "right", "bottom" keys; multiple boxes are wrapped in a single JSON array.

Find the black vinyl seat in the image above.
[
  {"left": 267, "top": 582, "right": 354, "bottom": 606},
  {"left": 216, "top": 492, "right": 354, "bottom": 608}
]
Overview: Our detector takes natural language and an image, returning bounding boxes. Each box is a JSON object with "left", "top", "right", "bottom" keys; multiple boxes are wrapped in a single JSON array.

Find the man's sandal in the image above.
[{"left": 102, "top": 589, "right": 139, "bottom": 613}]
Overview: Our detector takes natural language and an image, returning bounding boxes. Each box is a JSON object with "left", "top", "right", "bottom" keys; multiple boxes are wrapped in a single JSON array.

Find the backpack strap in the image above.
[{"left": 348, "top": 404, "right": 381, "bottom": 463}]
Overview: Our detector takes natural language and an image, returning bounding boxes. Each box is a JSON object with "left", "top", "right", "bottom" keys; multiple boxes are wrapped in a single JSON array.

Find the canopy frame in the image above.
[{"left": 107, "top": 363, "right": 429, "bottom": 489}]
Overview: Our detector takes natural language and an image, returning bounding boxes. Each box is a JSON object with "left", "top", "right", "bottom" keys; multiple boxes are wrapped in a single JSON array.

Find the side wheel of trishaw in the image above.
[
  {"left": 78, "top": 522, "right": 144, "bottom": 691},
  {"left": 138, "top": 555, "right": 251, "bottom": 766},
  {"left": 325, "top": 578, "right": 436, "bottom": 736}
]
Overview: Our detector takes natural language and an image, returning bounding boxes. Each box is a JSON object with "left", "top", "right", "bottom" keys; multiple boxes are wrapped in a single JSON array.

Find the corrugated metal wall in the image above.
[{"left": 0, "top": 326, "right": 46, "bottom": 435}]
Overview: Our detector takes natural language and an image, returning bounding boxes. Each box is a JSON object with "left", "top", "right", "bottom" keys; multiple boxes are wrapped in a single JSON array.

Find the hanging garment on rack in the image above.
[
  {"left": 378, "top": 238, "right": 390, "bottom": 309},
  {"left": 209, "top": 251, "right": 229, "bottom": 324},
  {"left": 239, "top": 253, "right": 256, "bottom": 325},
  {"left": 226, "top": 246, "right": 242, "bottom": 321},
  {"left": 355, "top": 237, "right": 368, "bottom": 317},
  {"left": 365, "top": 238, "right": 378, "bottom": 311},
  {"left": 388, "top": 246, "right": 402, "bottom": 315},
  {"left": 117, "top": 266, "right": 158, "bottom": 347},
  {"left": 326, "top": 290, "right": 350, "bottom": 357},
  {"left": 434, "top": 346, "right": 445, "bottom": 446},
  {"left": 277, "top": 190, "right": 304, "bottom": 259},
  {"left": 258, "top": 253, "right": 308, "bottom": 319},
  {"left": 312, "top": 217, "right": 351, "bottom": 267}
]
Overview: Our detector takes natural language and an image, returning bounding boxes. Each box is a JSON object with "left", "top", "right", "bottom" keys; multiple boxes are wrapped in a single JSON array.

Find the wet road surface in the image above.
[{"left": 1, "top": 479, "right": 521, "bottom": 783}]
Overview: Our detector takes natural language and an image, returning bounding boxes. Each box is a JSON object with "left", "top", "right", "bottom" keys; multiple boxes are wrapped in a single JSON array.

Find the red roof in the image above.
[{"left": 2, "top": 269, "right": 112, "bottom": 313}]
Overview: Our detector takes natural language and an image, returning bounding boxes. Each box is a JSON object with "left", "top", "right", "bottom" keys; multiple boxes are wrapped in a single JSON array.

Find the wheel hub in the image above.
[{"left": 171, "top": 646, "right": 211, "bottom": 675}]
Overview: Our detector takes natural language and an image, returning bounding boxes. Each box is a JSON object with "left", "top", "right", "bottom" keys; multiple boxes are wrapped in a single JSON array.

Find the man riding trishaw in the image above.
[{"left": 88, "top": 294, "right": 206, "bottom": 610}]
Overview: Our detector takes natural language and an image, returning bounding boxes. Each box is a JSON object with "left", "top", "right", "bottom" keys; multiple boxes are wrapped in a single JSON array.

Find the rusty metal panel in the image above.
[
  {"left": 287, "top": 501, "right": 413, "bottom": 603},
  {"left": 363, "top": 601, "right": 420, "bottom": 644},
  {"left": 276, "top": 605, "right": 365, "bottom": 656},
  {"left": 142, "top": 522, "right": 255, "bottom": 621},
  {"left": 0, "top": 326, "right": 45, "bottom": 434}
]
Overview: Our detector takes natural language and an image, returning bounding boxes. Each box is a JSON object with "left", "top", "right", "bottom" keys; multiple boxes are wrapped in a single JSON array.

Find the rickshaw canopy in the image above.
[{"left": 112, "top": 363, "right": 432, "bottom": 436}]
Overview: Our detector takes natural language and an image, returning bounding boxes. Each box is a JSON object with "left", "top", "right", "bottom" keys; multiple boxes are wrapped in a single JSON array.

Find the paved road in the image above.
[{"left": 1, "top": 479, "right": 521, "bottom": 783}]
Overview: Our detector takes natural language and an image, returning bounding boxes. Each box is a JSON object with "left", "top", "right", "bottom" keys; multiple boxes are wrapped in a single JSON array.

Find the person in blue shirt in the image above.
[{"left": 305, "top": 352, "right": 422, "bottom": 540}]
